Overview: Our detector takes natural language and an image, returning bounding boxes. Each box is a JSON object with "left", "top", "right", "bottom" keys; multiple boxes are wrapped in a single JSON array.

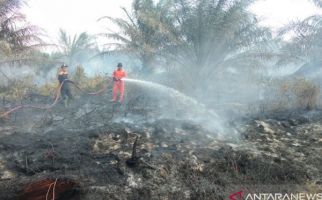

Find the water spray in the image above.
[
  {"left": 1, "top": 77, "right": 225, "bottom": 134},
  {"left": 122, "top": 78, "right": 225, "bottom": 134}
]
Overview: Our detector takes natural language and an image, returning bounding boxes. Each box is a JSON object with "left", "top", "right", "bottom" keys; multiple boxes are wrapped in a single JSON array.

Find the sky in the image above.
[
  {"left": 22, "top": 0, "right": 132, "bottom": 45},
  {"left": 22, "top": 0, "right": 322, "bottom": 45},
  {"left": 249, "top": 0, "right": 322, "bottom": 30}
]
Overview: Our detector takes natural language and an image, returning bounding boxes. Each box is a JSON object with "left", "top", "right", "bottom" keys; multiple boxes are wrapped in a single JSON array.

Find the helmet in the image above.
[
  {"left": 117, "top": 63, "right": 123, "bottom": 68},
  {"left": 61, "top": 64, "right": 68, "bottom": 68}
]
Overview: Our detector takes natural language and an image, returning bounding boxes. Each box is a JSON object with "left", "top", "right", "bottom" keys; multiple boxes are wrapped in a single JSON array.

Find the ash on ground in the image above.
[{"left": 0, "top": 94, "right": 321, "bottom": 200}]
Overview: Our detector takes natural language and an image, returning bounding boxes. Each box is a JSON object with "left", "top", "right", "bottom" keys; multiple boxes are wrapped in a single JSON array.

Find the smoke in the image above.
[
  {"left": 0, "top": 50, "right": 302, "bottom": 136},
  {"left": 1, "top": 38, "right": 319, "bottom": 140},
  {"left": 113, "top": 78, "right": 227, "bottom": 135},
  {"left": 0, "top": 66, "right": 38, "bottom": 86}
]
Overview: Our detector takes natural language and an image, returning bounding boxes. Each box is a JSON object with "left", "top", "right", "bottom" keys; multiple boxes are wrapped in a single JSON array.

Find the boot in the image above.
[{"left": 64, "top": 98, "right": 69, "bottom": 108}]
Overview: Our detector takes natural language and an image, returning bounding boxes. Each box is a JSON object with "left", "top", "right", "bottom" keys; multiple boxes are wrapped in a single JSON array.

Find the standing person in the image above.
[
  {"left": 58, "top": 64, "right": 73, "bottom": 107},
  {"left": 111, "top": 63, "right": 127, "bottom": 103}
]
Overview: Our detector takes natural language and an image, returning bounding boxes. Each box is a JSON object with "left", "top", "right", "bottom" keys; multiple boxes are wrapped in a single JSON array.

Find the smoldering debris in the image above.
[{"left": 0, "top": 94, "right": 321, "bottom": 200}]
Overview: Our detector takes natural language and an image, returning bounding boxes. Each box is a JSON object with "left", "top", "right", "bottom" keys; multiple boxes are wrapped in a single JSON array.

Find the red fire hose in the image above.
[{"left": 0, "top": 78, "right": 113, "bottom": 118}]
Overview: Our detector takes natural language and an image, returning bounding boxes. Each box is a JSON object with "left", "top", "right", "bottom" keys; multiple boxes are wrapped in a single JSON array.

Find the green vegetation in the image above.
[
  {"left": 0, "top": 0, "right": 42, "bottom": 64},
  {"left": 0, "top": 0, "right": 322, "bottom": 112}
]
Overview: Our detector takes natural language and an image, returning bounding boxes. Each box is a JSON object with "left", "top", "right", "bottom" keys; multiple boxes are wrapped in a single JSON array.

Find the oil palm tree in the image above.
[
  {"left": 163, "top": 0, "right": 275, "bottom": 93},
  {"left": 313, "top": 0, "right": 322, "bottom": 7},
  {"left": 0, "top": 0, "right": 44, "bottom": 82},
  {"left": 278, "top": 3, "right": 322, "bottom": 68},
  {"left": 0, "top": 0, "right": 43, "bottom": 64},
  {"left": 175, "top": 0, "right": 272, "bottom": 66},
  {"left": 99, "top": 0, "right": 177, "bottom": 74},
  {"left": 56, "top": 29, "right": 98, "bottom": 66},
  {"left": 101, "top": 0, "right": 274, "bottom": 75}
]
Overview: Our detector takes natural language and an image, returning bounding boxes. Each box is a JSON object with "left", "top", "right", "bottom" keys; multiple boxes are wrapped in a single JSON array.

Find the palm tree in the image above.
[
  {"left": 278, "top": 4, "right": 322, "bottom": 68},
  {"left": 186, "top": 0, "right": 271, "bottom": 62},
  {"left": 0, "top": 0, "right": 44, "bottom": 82},
  {"left": 56, "top": 29, "right": 98, "bottom": 66},
  {"left": 0, "top": 0, "right": 43, "bottom": 64},
  {"left": 162, "top": 0, "right": 274, "bottom": 92},
  {"left": 101, "top": 0, "right": 274, "bottom": 76},
  {"left": 313, "top": 0, "right": 322, "bottom": 7},
  {"left": 99, "top": 0, "right": 177, "bottom": 74}
]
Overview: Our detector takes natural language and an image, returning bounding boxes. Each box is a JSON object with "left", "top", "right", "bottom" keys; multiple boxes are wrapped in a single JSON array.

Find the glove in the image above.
[{"left": 113, "top": 77, "right": 119, "bottom": 81}]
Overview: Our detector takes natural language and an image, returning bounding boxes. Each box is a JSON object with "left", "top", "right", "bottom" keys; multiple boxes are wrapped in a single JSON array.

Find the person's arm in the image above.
[
  {"left": 119, "top": 71, "right": 126, "bottom": 80},
  {"left": 58, "top": 70, "right": 63, "bottom": 81},
  {"left": 112, "top": 71, "right": 118, "bottom": 81},
  {"left": 58, "top": 74, "right": 63, "bottom": 83}
]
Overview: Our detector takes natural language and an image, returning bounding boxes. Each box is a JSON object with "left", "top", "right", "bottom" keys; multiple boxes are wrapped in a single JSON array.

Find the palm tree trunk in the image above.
[{"left": 140, "top": 55, "right": 154, "bottom": 76}]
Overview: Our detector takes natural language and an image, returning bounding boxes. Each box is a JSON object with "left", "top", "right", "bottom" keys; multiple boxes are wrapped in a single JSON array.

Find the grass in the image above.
[
  {"left": 261, "top": 78, "right": 320, "bottom": 113},
  {"left": 0, "top": 65, "right": 109, "bottom": 103}
]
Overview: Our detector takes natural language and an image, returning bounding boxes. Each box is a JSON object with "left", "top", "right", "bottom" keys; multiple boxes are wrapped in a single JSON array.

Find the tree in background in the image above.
[
  {"left": 313, "top": 0, "right": 322, "bottom": 7},
  {"left": 170, "top": 0, "right": 271, "bottom": 76},
  {"left": 55, "top": 29, "right": 98, "bottom": 67},
  {"left": 0, "top": 0, "right": 45, "bottom": 84},
  {"left": 99, "top": 0, "right": 278, "bottom": 102},
  {"left": 163, "top": 0, "right": 274, "bottom": 94},
  {"left": 101, "top": 0, "right": 274, "bottom": 73},
  {"left": 0, "top": 0, "right": 43, "bottom": 65},
  {"left": 278, "top": 0, "right": 322, "bottom": 75},
  {"left": 99, "top": 0, "right": 177, "bottom": 75}
]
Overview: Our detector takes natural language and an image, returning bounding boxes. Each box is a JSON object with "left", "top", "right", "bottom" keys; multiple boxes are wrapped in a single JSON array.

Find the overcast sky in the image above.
[{"left": 22, "top": 0, "right": 322, "bottom": 44}]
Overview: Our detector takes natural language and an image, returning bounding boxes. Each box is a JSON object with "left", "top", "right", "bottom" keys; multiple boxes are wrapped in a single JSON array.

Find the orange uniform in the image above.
[{"left": 112, "top": 69, "right": 127, "bottom": 102}]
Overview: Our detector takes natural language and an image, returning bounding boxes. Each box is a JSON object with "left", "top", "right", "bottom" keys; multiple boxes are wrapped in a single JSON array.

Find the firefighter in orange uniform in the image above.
[{"left": 111, "top": 63, "right": 127, "bottom": 103}]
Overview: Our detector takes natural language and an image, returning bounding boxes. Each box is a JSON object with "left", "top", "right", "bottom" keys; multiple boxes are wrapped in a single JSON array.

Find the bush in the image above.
[
  {"left": 72, "top": 65, "right": 87, "bottom": 85},
  {"left": 271, "top": 78, "right": 320, "bottom": 111},
  {"left": 291, "top": 78, "right": 319, "bottom": 110},
  {"left": 81, "top": 75, "right": 108, "bottom": 93},
  {"left": 37, "top": 82, "right": 58, "bottom": 97},
  {"left": 0, "top": 67, "right": 109, "bottom": 103},
  {"left": 0, "top": 76, "right": 35, "bottom": 101},
  {"left": 71, "top": 65, "right": 108, "bottom": 93}
]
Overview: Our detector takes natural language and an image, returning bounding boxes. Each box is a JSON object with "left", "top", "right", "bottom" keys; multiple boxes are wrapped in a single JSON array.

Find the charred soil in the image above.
[{"left": 0, "top": 94, "right": 321, "bottom": 200}]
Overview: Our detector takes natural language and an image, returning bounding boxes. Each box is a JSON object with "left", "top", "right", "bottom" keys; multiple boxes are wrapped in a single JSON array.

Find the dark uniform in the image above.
[{"left": 58, "top": 66, "right": 72, "bottom": 106}]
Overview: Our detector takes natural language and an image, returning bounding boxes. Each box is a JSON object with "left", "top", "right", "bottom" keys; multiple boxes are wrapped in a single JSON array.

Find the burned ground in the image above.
[{"left": 0, "top": 93, "right": 322, "bottom": 200}]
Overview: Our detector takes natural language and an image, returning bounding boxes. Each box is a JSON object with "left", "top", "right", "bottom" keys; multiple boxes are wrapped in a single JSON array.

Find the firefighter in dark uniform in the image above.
[{"left": 58, "top": 64, "right": 73, "bottom": 107}]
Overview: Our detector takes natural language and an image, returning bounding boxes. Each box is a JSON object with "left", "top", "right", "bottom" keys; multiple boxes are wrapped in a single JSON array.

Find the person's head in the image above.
[
  {"left": 117, "top": 63, "right": 123, "bottom": 70},
  {"left": 61, "top": 64, "right": 68, "bottom": 71}
]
